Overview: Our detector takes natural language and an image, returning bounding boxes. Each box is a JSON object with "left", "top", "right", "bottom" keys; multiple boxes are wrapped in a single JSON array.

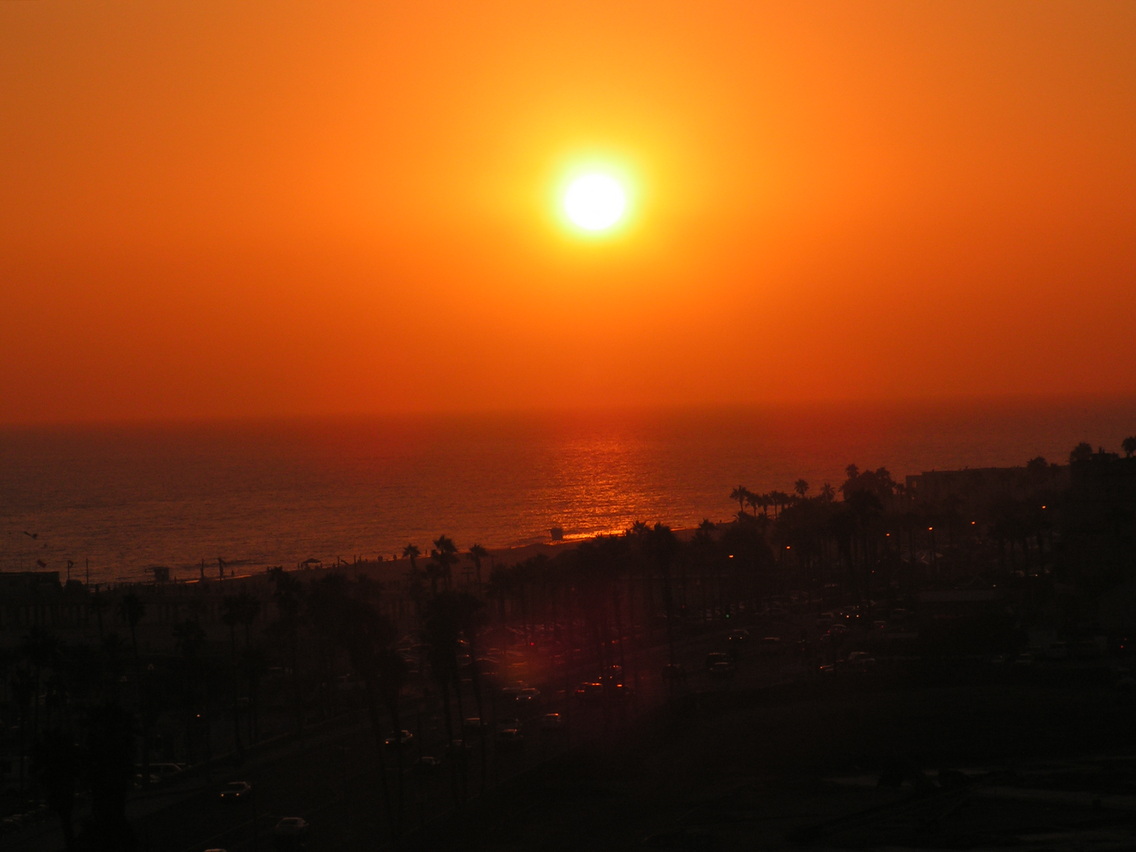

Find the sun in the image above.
[{"left": 562, "top": 172, "right": 628, "bottom": 233}]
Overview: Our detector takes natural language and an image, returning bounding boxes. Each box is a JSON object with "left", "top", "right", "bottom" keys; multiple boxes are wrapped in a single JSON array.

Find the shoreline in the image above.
[{"left": 168, "top": 527, "right": 709, "bottom": 590}]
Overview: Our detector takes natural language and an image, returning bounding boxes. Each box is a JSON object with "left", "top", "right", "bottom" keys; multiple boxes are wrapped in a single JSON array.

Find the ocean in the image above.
[{"left": 2, "top": 397, "right": 1134, "bottom": 586}]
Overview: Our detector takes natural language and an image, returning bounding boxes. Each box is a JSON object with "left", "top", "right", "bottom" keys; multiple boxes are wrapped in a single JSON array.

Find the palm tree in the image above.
[
  {"left": 402, "top": 543, "right": 420, "bottom": 573},
  {"left": 769, "top": 490, "right": 791, "bottom": 519},
  {"left": 756, "top": 492, "right": 772, "bottom": 518},
  {"left": 220, "top": 592, "right": 261, "bottom": 756},
  {"left": 117, "top": 592, "right": 153, "bottom": 778},
  {"left": 645, "top": 524, "right": 681, "bottom": 669},
  {"left": 744, "top": 491, "right": 762, "bottom": 517},
  {"left": 730, "top": 485, "right": 751, "bottom": 514},
  {"left": 118, "top": 593, "right": 145, "bottom": 661},
  {"left": 795, "top": 479, "right": 809, "bottom": 500},
  {"left": 267, "top": 567, "right": 306, "bottom": 733},
  {"left": 1123, "top": 436, "right": 1136, "bottom": 458},
  {"left": 32, "top": 729, "right": 80, "bottom": 851},
  {"left": 421, "top": 592, "right": 467, "bottom": 802},
  {"left": 171, "top": 618, "right": 207, "bottom": 762},
  {"left": 431, "top": 535, "right": 459, "bottom": 592},
  {"left": 467, "top": 544, "right": 489, "bottom": 590},
  {"left": 83, "top": 703, "right": 138, "bottom": 852}
]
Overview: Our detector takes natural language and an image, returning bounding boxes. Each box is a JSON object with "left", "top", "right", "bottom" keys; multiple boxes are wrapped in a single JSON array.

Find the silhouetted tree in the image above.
[
  {"left": 220, "top": 592, "right": 260, "bottom": 756},
  {"left": 33, "top": 729, "right": 80, "bottom": 851},
  {"left": 730, "top": 485, "right": 750, "bottom": 514},
  {"left": 430, "top": 535, "right": 459, "bottom": 593},
  {"left": 467, "top": 543, "right": 489, "bottom": 590},
  {"left": 83, "top": 703, "right": 138, "bottom": 852},
  {"left": 118, "top": 593, "right": 145, "bottom": 661},
  {"left": 1123, "top": 436, "right": 1136, "bottom": 458},
  {"left": 745, "top": 491, "right": 763, "bottom": 517},
  {"left": 402, "top": 543, "right": 420, "bottom": 572},
  {"left": 307, "top": 574, "right": 406, "bottom": 840},
  {"left": 769, "top": 490, "right": 792, "bottom": 519},
  {"left": 1069, "top": 441, "right": 1094, "bottom": 464},
  {"left": 267, "top": 566, "right": 306, "bottom": 733}
]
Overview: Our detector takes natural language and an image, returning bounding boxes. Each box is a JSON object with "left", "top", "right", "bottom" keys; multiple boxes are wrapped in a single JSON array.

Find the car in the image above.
[
  {"left": 606, "top": 681, "right": 635, "bottom": 700},
  {"left": 272, "top": 816, "right": 310, "bottom": 837},
  {"left": 539, "top": 712, "right": 566, "bottom": 731},
  {"left": 759, "top": 636, "right": 783, "bottom": 654},
  {"left": 409, "top": 755, "right": 442, "bottom": 773},
  {"left": 513, "top": 686, "right": 541, "bottom": 707},
  {"left": 136, "top": 762, "right": 186, "bottom": 782},
  {"left": 445, "top": 739, "right": 473, "bottom": 762},
  {"left": 574, "top": 681, "right": 605, "bottom": 700},
  {"left": 383, "top": 729, "right": 414, "bottom": 748},
  {"left": 133, "top": 772, "right": 161, "bottom": 789},
  {"left": 706, "top": 659, "right": 736, "bottom": 678},
  {"left": 495, "top": 727, "right": 525, "bottom": 750},
  {"left": 462, "top": 717, "right": 488, "bottom": 736},
  {"left": 218, "top": 781, "right": 252, "bottom": 801}
]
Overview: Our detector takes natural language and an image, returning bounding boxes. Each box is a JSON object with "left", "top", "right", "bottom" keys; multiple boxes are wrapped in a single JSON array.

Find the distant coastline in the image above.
[{"left": 3, "top": 395, "right": 1134, "bottom": 586}]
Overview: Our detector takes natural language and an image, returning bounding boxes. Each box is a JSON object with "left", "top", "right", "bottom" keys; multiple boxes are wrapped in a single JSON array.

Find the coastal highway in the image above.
[{"left": 8, "top": 615, "right": 812, "bottom": 851}]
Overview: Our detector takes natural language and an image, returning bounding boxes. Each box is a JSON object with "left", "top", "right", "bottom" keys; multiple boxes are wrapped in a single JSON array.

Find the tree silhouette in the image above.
[
  {"left": 220, "top": 592, "right": 260, "bottom": 756},
  {"left": 402, "top": 543, "right": 420, "bottom": 572},
  {"left": 32, "top": 729, "right": 81, "bottom": 851},
  {"left": 467, "top": 543, "right": 489, "bottom": 590},
  {"left": 745, "top": 491, "right": 763, "bottom": 517},
  {"left": 83, "top": 703, "right": 138, "bottom": 852},
  {"left": 1069, "top": 441, "right": 1094, "bottom": 464},
  {"left": 267, "top": 567, "right": 306, "bottom": 733},
  {"left": 430, "top": 535, "right": 459, "bottom": 592},
  {"left": 1122, "top": 436, "right": 1136, "bottom": 458},
  {"left": 730, "top": 485, "right": 750, "bottom": 514},
  {"left": 118, "top": 593, "right": 145, "bottom": 661}
]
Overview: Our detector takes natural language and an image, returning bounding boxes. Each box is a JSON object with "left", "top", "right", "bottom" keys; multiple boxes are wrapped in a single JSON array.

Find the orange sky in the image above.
[{"left": 3, "top": 2, "right": 1134, "bottom": 425}]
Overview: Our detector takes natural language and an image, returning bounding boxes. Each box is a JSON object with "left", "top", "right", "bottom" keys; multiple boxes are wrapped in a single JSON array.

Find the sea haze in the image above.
[{"left": 2, "top": 396, "right": 1133, "bottom": 586}]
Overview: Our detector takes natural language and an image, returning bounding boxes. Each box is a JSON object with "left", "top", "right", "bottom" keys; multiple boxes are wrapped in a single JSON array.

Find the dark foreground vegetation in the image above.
[{"left": 1, "top": 439, "right": 1134, "bottom": 849}]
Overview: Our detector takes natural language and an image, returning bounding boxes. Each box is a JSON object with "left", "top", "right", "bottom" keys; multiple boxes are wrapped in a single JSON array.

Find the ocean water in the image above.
[{"left": 2, "top": 397, "right": 1134, "bottom": 586}]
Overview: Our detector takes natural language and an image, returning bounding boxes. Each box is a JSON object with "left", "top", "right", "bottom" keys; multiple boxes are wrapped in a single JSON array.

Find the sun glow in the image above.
[{"left": 560, "top": 171, "right": 629, "bottom": 234}]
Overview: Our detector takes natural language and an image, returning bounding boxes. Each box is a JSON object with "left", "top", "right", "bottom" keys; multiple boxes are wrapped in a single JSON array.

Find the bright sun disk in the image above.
[{"left": 563, "top": 173, "right": 627, "bottom": 232}]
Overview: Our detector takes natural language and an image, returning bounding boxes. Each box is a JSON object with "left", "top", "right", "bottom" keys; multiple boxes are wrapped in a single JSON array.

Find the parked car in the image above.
[
  {"left": 704, "top": 652, "right": 735, "bottom": 676},
  {"left": 462, "top": 717, "right": 488, "bottom": 736},
  {"left": 383, "top": 729, "right": 414, "bottom": 748},
  {"left": 495, "top": 726, "right": 525, "bottom": 750},
  {"left": 218, "top": 781, "right": 252, "bottom": 801},
  {"left": 662, "top": 663, "right": 686, "bottom": 681},
  {"left": 409, "top": 755, "right": 442, "bottom": 773},
  {"left": 539, "top": 712, "right": 566, "bottom": 732},
  {"left": 135, "top": 762, "right": 185, "bottom": 783},
  {"left": 574, "top": 681, "right": 605, "bottom": 700},
  {"left": 513, "top": 686, "right": 542, "bottom": 707},
  {"left": 273, "top": 816, "right": 310, "bottom": 837}
]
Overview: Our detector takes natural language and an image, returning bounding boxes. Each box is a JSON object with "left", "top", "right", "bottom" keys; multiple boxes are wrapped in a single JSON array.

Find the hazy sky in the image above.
[{"left": 3, "top": 2, "right": 1134, "bottom": 425}]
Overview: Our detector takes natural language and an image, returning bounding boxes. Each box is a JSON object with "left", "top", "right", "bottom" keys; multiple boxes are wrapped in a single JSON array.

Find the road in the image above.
[{"left": 10, "top": 614, "right": 812, "bottom": 851}]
